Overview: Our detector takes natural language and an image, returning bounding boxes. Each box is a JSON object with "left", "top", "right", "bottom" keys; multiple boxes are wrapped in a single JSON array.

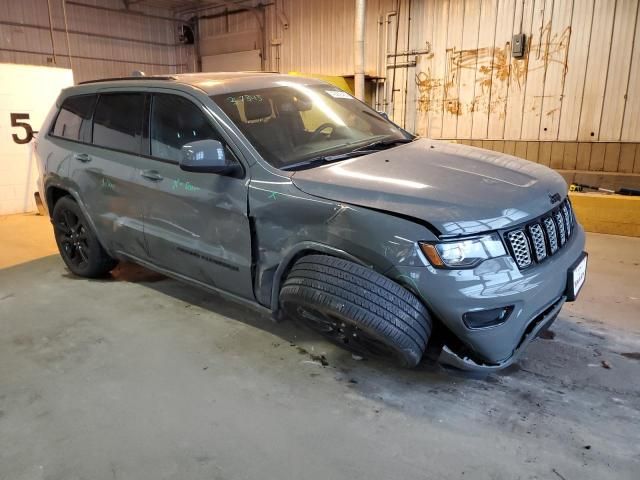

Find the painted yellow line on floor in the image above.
[
  {"left": 569, "top": 192, "right": 640, "bottom": 238},
  {"left": 0, "top": 213, "right": 58, "bottom": 269}
]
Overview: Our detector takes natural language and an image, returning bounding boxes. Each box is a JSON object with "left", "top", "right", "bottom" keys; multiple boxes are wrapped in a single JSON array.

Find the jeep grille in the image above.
[{"left": 505, "top": 198, "right": 576, "bottom": 269}]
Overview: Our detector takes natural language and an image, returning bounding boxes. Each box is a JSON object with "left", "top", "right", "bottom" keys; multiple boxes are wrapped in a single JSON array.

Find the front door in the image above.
[{"left": 139, "top": 92, "right": 254, "bottom": 300}]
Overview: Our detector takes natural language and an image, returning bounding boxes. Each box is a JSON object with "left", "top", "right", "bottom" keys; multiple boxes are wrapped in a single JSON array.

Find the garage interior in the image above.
[{"left": 1, "top": 1, "right": 639, "bottom": 479}]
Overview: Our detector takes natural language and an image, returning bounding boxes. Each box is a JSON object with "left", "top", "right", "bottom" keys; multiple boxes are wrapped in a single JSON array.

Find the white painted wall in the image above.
[
  {"left": 202, "top": 50, "right": 262, "bottom": 72},
  {"left": 0, "top": 63, "right": 73, "bottom": 215}
]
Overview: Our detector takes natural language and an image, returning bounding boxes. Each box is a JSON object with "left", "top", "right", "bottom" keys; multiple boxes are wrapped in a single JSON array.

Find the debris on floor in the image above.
[
  {"left": 311, "top": 354, "right": 329, "bottom": 367},
  {"left": 620, "top": 352, "right": 640, "bottom": 360},
  {"left": 539, "top": 329, "right": 556, "bottom": 340}
]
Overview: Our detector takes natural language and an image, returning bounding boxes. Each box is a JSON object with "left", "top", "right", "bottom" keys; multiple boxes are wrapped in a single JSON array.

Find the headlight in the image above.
[{"left": 419, "top": 233, "right": 507, "bottom": 268}]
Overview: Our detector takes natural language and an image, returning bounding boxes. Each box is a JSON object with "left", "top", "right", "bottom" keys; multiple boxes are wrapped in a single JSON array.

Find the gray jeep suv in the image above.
[{"left": 35, "top": 72, "right": 587, "bottom": 371}]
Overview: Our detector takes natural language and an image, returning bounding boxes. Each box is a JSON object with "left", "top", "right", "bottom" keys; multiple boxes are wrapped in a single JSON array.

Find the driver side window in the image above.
[{"left": 150, "top": 94, "right": 229, "bottom": 163}]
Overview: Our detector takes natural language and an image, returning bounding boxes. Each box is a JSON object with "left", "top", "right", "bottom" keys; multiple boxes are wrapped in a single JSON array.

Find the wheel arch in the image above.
[
  {"left": 45, "top": 181, "right": 113, "bottom": 257},
  {"left": 45, "top": 185, "right": 72, "bottom": 217},
  {"left": 269, "top": 242, "right": 369, "bottom": 312}
]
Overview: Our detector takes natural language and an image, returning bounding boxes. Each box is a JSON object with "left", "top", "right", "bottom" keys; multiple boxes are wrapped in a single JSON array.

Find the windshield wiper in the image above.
[
  {"left": 280, "top": 150, "right": 372, "bottom": 171},
  {"left": 350, "top": 137, "right": 414, "bottom": 153},
  {"left": 281, "top": 138, "right": 415, "bottom": 171}
]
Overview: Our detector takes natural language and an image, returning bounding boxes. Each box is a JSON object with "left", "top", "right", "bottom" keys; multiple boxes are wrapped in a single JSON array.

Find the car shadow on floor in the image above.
[
  {"left": 6, "top": 255, "right": 640, "bottom": 429},
  {"left": 101, "top": 262, "right": 459, "bottom": 382},
  {"left": 56, "top": 261, "right": 640, "bottom": 397}
]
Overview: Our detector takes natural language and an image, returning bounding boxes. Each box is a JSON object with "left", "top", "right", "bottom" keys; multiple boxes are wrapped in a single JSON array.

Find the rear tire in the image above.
[
  {"left": 279, "top": 255, "right": 432, "bottom": 367},
  {"left": 52, "top": 196, "right": 118, "bottom": 278}
]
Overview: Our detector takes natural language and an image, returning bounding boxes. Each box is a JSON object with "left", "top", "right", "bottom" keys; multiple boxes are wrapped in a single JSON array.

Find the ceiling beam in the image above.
[{"left": 66, "top": 1, "right": 181, "bottom": 22}]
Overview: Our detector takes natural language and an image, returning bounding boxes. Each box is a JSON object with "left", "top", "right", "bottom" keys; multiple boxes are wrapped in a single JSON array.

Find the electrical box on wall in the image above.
[
  {"left": 512, "top": 33, "right": 526, "bottom": 58},
  {"left": 178, "top": 25, "right": 194, "bottom": 44}
]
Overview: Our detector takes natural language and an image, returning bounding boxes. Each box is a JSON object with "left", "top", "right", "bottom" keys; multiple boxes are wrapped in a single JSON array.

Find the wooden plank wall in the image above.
[
  {"left": 408, "top": 0, "right": 640, "bottom": 175},
  {"left": 454, "top": 140, "right": 640, "bottom": 176}
]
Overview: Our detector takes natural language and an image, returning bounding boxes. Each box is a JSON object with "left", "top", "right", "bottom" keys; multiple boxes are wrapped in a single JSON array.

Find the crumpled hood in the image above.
[{"left": 290, "top": 139, "right": 568, "bottom": 236}]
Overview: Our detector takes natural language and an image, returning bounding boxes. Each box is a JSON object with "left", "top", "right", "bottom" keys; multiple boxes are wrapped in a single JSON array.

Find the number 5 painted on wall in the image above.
[{"left": 10, "top": 113, "right": 34, "bottom": 144}]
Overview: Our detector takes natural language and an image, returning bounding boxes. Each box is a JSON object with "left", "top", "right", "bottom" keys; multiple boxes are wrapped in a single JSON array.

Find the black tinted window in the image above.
[
  {"left": 150, "top": 94, "right": 223, "bottom": 162},
  {"left": 52, "top": 95, "right": 96, "bottom": 141},
  {"left": 93, "top": 93, "right": 145, "bottom": 154}
]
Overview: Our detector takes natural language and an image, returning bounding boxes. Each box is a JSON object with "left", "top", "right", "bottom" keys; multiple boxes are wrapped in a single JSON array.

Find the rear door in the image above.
[
  {"left": 66, "top": 91, "right": 148, "bottom": 258},
  {"left": 138, "top": 91, "right": 254, "bottom": 300},
  {"left": 45, "top": 94, "right": 97, "bottom": 196}
]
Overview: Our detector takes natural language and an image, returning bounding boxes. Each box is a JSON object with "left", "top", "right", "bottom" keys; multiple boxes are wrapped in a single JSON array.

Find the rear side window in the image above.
[
  {"left": 93, "top": 93, "right": 145, "bottom": 154},
  {"left": 150, "top": 93, "right": 224, "bottom": 162},
  {"left": 52, "top": 95, "right": 96, "bottom": 142}
]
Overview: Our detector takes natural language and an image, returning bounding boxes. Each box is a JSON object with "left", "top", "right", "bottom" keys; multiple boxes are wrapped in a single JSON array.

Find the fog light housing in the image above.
[{"left": 463, "top": 306, "right": 514, "bottom": 329}]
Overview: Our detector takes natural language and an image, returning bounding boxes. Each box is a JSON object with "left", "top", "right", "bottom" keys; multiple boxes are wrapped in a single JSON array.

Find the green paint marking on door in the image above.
[
  {"left": 101, "top": 178, "right": 115, "bottom": 191},
  {"left": 172, "top": 179, "right": 201, "bottom": 192},
  {"left": 268, "top": 191, "right": 278, "bottom": 200}
]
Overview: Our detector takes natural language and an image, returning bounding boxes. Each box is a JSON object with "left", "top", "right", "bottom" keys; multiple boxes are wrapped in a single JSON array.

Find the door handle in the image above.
[
  {"left": 140, "top": 169, "right": 164, "bottom": 182},
  {"left": 74, "top": 153, "right": 91, "bottom": 163}
]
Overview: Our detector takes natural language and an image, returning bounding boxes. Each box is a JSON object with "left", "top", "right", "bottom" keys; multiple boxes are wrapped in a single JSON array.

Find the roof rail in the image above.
[{"left": 78, "top": 75, "right": 177, "bottom": 85}]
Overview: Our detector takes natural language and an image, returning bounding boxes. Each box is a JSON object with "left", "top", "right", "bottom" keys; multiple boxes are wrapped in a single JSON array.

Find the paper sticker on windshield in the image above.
[
  {"left": 325, "top": 90, "right": 352, "bottom": 99},
  {"left": 227, "top": 94, "right": 263, "bottom": 104}
]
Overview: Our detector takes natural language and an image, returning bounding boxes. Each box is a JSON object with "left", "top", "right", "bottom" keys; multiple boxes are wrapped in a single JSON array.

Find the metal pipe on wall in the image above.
[
  {"left": 176, "top": 0, "right": 255, "bottom": 17},
  {"left": 61, "top": 0, "right": 74, "bottom": 72},
  {"left": 0, "top": 20, "right": 179, "bottom": 47},
  {"left": 194, "top": 3, "right": 274, "bottom": 21},
  {"left": 192, "top": 17, "right": 202, "bottom": 72},
  {"left": 389, "top": 0, "right": 401, "bottom": 116},
  {"left": 248, "top": 7, "right": 267, "bottom": 71},
  {"left": 65, "top": 1, "right": 181, "bottom": 23},
  {"left": 387, "top": 48, "right": 430, "bottom": 57},
  {"left": 354, "top": 0, "right": 366, "bottom": 101},
  {"left": 374, "top": 14, "right": 382, "bottom": 110},
  {"left": 194, "top": 2, "right": 274, "bottom": 73},
  {"left": 0, "top": 47, "right": 186, "bottom": 68},
  {"left": 46, "top": 0, "right": 56, "bottom": 64},
  {"left": 401, "top": 0, "right": 411, "bottom": 129},
  {"left": 381, "top": 10, "right": 397, "bottom": 111}
]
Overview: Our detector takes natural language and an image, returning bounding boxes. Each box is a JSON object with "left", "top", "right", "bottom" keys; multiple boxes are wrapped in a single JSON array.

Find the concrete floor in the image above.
[{"left": 0, "top": 215, "right": 639, "bottom": 480}]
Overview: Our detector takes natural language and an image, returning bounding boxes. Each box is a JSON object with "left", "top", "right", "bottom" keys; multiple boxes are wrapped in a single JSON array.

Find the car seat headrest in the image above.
[{"left": 244, "top": 98, "right": 273, "bottom": 121}]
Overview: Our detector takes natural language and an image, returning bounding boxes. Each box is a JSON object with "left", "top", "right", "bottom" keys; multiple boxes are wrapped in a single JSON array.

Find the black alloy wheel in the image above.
[
  {"left": 51, "top": 196, "right": 118, "bottom": 277},
  {"left": 280, "top": 255, "right": 432, "bottom": 367},
  {"left": 54, "top": 206, "right": 90, "bottom": 268},
  {"left": 295, "top": 304, "right": 398, "bottom": 359}
]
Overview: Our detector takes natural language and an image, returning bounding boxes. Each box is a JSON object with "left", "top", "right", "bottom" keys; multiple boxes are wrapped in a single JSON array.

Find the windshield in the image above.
[{"left": 211, "top": 83, "right": 410, "bottom": 169}]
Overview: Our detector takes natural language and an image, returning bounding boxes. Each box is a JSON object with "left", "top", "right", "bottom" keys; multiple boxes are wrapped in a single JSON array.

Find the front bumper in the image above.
[
  {"left": 389, "top": 224, "right": 586, "bottom": 371},
  {"left": 438, "top": 295, "right": 565, "bottom": 371}
]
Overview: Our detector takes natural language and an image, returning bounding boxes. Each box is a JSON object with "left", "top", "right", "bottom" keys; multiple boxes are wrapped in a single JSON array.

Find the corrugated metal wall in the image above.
[
  {"left": 403, "top": 0, "right": 640, "bottom": 178},
  {"left": 0, "top": 0, "right": 192, "bottom": 83},
  {"left": 196, "top": 0, "right": 639, "bottom": 178},
  {"left": 2, "top": 0, "right": 638, "bottom": 178},
  {"left": 407, "top": 0, "right": 640, "bottom": 144},
  {"left": 196, "top": 0, "right": 639, "bottom": 141}
]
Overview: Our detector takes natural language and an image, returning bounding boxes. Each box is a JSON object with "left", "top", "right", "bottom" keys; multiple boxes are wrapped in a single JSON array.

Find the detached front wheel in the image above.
[{"left": 279, "top": 255, "right": 432, "bottom": 367}]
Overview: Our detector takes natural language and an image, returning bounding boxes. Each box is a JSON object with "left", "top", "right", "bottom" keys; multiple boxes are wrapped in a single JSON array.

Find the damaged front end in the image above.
[{"left": 437, "top": 296, "right": 565, "bottom": 372}]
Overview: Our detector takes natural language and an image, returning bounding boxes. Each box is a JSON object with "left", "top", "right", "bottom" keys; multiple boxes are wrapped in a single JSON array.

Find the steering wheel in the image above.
[{"left": 309, "top": 123, "right": 336, "bottom": 142}]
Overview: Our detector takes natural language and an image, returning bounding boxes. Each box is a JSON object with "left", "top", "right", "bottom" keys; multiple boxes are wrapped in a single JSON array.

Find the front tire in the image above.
[
  {"left": 279, "top": 255, "right": 432, "bottom": 367},
  {"left": 52, "top": 196, "right": 118, "bottom": 278}
]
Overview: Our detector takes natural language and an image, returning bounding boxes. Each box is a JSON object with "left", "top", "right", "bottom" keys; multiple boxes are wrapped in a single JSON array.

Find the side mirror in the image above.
[{"left": 179, "top": 139, "right": 241, "bottom": 176}]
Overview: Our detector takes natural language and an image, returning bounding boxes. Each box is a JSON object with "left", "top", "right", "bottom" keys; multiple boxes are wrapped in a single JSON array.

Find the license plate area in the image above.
[{"left": 566, "top": 252, "right": 588, "bottom": 301}]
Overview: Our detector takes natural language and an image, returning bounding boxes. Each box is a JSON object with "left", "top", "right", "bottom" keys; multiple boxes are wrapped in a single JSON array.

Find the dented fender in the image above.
[{"left": 247, "top": 168, "right": 436, "bottom": 310}]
